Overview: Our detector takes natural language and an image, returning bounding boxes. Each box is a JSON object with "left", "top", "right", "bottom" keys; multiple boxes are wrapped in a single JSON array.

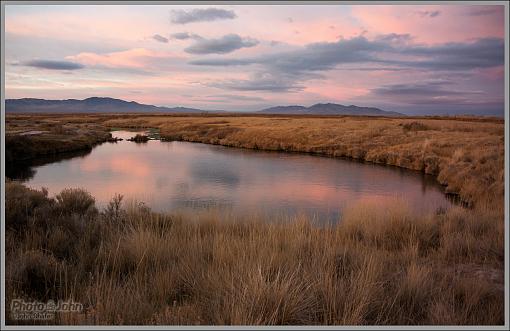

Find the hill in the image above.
[
  {"left": 5, "top": 97, "right": 209, "bottom": 113},
  {"left": 259, "top": 103, "right": 402, "bottom": 116}
]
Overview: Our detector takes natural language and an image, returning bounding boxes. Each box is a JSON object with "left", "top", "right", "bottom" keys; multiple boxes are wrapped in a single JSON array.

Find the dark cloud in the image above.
[
  {"left": 375, "top": 33, "right": 413, "bottom": 45},
  {"left": 370, "top": 81, "right": 482, "bottom": 105},
  {"left": 194, "top": 94, "right": 266, "bottom": 103},
  {"left": 191, "top": 36, "right": 503, "bottom": 73},
  {"left": 170, "top": 8, "right": 236, "bottom": 24},
  {"left": 416, "top": 10, "right": 440, "bottom": 18},
  {"left": 467, "top": 6, "right": 502, "bottom": 16},
  {"left": 23, "top": 59, "right": 85, "bottom": 70},
  {"left": 170, "top": 32, "right": 198, "bottom": 40},
  {"left": 152, "top": 34, "right": 168, "bottom": 43},
  {"left": 400, "top": 38, "right": 504, "bottom": 71},
  {"left": 336, "top": 66, "right": 406, "bottom": 72},
  {"left": 208, "top": 72, "right": 304, "bottom": 92},
  {"left": 184, "top": 34, "right": 259, "bottom": 54},
  {"left": 190, "top": 58, "right": 255, "bottom": 66},
  {"left": 191, "top": 35, "right": 503, "bottom": 94},
  {"left": 192, "top": 36, "right": 391, "bottom": 72},
  {"left": 268, "top": 37, "right": 388, "bottom": 72}
]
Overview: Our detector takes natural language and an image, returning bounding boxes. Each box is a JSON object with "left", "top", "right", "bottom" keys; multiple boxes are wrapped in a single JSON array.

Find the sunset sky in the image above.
[{"left": 4, "top": 4, "right": 506, "bottom": 115}]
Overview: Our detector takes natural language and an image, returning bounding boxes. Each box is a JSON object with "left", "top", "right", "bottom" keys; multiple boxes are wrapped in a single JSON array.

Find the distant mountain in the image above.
[
  {"left": 5, "top": 97, "right": 212, "bottom": 113},
  {"left": 6, "top": 97, "right": 403, "bottom": 117},
  {"left": 259, "top": 103, "right": 403, "bottom": 116}
]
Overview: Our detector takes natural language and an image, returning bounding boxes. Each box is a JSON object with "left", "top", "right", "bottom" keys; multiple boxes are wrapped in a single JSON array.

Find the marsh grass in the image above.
[
  {"left": 99, "top": 115, "right": 504, "bottom": 209},
  {"left": 5, "top": 182, "right": 504, "bottom": 325},
  {"left": 7, "top": 114, "right": 504, "bottom": 208},
  {"left": 5, "top": 113, "right": 505, "bottom": 325}
]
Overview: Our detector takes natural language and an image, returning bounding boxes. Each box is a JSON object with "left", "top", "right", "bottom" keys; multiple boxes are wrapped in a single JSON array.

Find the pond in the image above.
[{"left": 12, "top": 130, "right": 452, "bottom": 222}]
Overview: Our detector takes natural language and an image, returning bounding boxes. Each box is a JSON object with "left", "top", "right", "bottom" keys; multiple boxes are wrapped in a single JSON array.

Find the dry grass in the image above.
[
  {"left": 5, "top": 113, "right": 505, "bottom": 325},
  {"left": 5, "top": 182, "right": 504, "bottom": 325},
  {"left": 99, "top": 115, "right": 504, "bottom": 208},
  {"left": 5, "top": 115, "right": 111, "bottom": 163},
  {"left": 7, "top": 113, "right": 504, "bottom": 208}
]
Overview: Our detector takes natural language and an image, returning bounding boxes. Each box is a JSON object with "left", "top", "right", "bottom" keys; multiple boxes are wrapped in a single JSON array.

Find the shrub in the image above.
[
  {"left": 402, "top": 121, "right": 429, "bottom": 132},
  {"left": 9, "top": 250, "right": 63, "bottom": 300},
  {"left": 103, "top": 194, "right": 125, "bottom": 223},
  {"left": 128, "top": 134, "right": 149, "bottom": 143},
  {"left": 55, "top": 188, "right": 97, "bottom": 215},
  {"left": 5, "top": 181, "right": 53, "bottom": 232}
]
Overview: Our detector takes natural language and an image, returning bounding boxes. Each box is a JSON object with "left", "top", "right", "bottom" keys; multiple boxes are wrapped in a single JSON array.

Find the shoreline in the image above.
[{"left": 6, "top": 113, "right": 504, "bottom": 209}]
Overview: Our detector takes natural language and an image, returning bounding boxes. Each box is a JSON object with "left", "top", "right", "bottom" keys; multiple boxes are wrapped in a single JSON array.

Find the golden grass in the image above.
[
  {"left": 5, "top": 182, "right": 504, "bottom": 325},
  {"left": 99, "top": 115, "right": 504, "bottom": 208},
  {"left": 7, "top": 113, "right": 504, "bottom": 208},
  {"left": 5, "top": 113, "right": 505, "bottom": 325},
  {"left": 5, "top": 115, "right": 111, "bottom": 163}
]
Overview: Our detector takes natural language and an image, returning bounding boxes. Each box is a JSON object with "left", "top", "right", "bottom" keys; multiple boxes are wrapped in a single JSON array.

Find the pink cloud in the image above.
[
  {"left": 66, "top": 48, "right": 182, "bottom": 69},
  {"left": 351, "top": 5, "right": 504, "bottom": 44}
]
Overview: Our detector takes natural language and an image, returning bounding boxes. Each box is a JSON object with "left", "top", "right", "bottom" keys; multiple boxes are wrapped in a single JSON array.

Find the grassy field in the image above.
[
  {"left": 5, "top": 181, "right": 504, "bottom": 325},
  {"left": 5, "top": 114, "right": 112, "bottom": 163},
  {"left": 7, "top": 113, "right": 504, "bottom": 207},
  {"left": 4, "top": 113, "right": 505, "bottom": 325},
  {"left": 101, "top": 114, "right": 504, "bottom": 208}
]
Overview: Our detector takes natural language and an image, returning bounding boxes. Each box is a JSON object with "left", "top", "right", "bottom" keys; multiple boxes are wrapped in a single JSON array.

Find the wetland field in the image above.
[{"left": 4, "top": 113, "right": 505, "bottom": 325}]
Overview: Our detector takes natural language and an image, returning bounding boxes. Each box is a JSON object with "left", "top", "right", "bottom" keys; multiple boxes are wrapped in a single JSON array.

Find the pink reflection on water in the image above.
[{"left": 22, "top": 131, "right": 452, "bottom": 220}]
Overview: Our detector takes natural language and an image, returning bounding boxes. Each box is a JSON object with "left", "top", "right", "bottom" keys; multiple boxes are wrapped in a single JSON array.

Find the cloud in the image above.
[
  {"left": 184, "top": 34, "right": 259, "bottom": 54},
  {"left": 208, "top": 72, "right": 304, "bottom": 92},
  {"left": 375, "top": 33, "right": 413, "bottom": 45},
  {"left": 170, "top": 32, "right": 197, "bottom": 40},
  {"left": 191, "top": 35, "right": 504, "bottom": 95},
  {"left": 369, "top": 81, "right": 481, "bottom": 105},
  {"left": 370, "top": 81, "right": 503, "bottom": 116},
  {"left": 194, "top": 94, "right": 266, "bottom": 103},
  {"left": 66, "top": 48, "right": 183, "bottom": 75},
  {"left": 152, "top": 34, "right": 168, "bottom": 43},
  {"left": 400, "top": 37, "right": 504, "bottom": 71},
  {"left": 190, "top": 58, "right": 254, "bottom": 66},
  {"left": 22, "top": 59, "right": 85, "bottom": 70},
  {"left": 170, "top": 8, "right": 236, "bottom": 24},
  {"left": 416, "top": 10, "right": 441, "bottom": 18},
  {"left": 467, "top": 7, "right": 502, "bottom": 16},
  {"left": 192, "top": 36, "right": 390, "bottom": 72},
  {"left": 191, "top": 36, "right": 503, "bottom": 73}
]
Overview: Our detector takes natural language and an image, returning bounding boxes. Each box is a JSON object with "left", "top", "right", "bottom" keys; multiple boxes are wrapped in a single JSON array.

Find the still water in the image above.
[{"left": 15, "top": 130, "right": 452, "bottom": 221}]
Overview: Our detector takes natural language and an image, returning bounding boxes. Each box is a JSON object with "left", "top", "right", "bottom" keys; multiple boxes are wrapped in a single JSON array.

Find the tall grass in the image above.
[
  {"left": 100, "top": 115, "right": 504, "bottom": 209},
  {"left": 7, "top": 113, "right": 504, "bottom": 208},
  {"left": 5, "top": 116, "right": 111, "bottom": 163},
  {"left": 5, "top": 182, "right": 504, "bottom": 325}
]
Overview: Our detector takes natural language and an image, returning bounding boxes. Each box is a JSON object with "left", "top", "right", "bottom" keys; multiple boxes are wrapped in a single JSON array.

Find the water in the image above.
[{"left": 11, "top": 130, "right": 452, "bottom": 222}]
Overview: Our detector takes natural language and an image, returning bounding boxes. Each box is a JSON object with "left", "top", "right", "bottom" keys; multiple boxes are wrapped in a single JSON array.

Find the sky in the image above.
[{"left": 4, "top": 4, "right": 506, "bottom": 115}]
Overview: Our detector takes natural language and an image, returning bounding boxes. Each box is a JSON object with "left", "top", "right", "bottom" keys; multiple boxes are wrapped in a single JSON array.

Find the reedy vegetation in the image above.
[
  {"left": 7, "top": 113, "right": 504, "bottom": 207},
  {"left": 5, "top": 181, "right": 504, "bottom": 325},
  {"left": 5, "top": 114, "right": 505, "bottom": 325},
  {"left": 101, "top": 115, "right": 504, "bottom": 208},
  {"left": 5, "top": 116, "right": 110, "bottom": 163}
]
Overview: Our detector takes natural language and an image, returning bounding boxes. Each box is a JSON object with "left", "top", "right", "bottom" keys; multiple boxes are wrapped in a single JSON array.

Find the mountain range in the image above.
[
  {"left": 259, "top": 103, "right": 402, "bottom": 116},
  {"left": 5, "top": 97, "right": 208, "bottom": 114},
  {"left": 5, "top": 97, "right": 403, "bottom": 116}
]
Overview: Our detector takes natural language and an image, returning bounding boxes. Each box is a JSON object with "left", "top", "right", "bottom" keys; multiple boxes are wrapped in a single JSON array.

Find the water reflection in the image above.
[{"left": 11, "top": 130, "right": 452, "bottom": 221}]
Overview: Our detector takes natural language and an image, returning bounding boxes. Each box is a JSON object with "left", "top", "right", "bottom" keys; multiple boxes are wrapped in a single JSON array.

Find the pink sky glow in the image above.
[{"left": 4, "top": 4, "right": 506, "bottom": 115}]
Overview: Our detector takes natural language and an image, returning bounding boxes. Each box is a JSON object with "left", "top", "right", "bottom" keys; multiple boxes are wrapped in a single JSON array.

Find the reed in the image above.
[{"left": 5, "top": 182, "right": 504, "bottom": 325}]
